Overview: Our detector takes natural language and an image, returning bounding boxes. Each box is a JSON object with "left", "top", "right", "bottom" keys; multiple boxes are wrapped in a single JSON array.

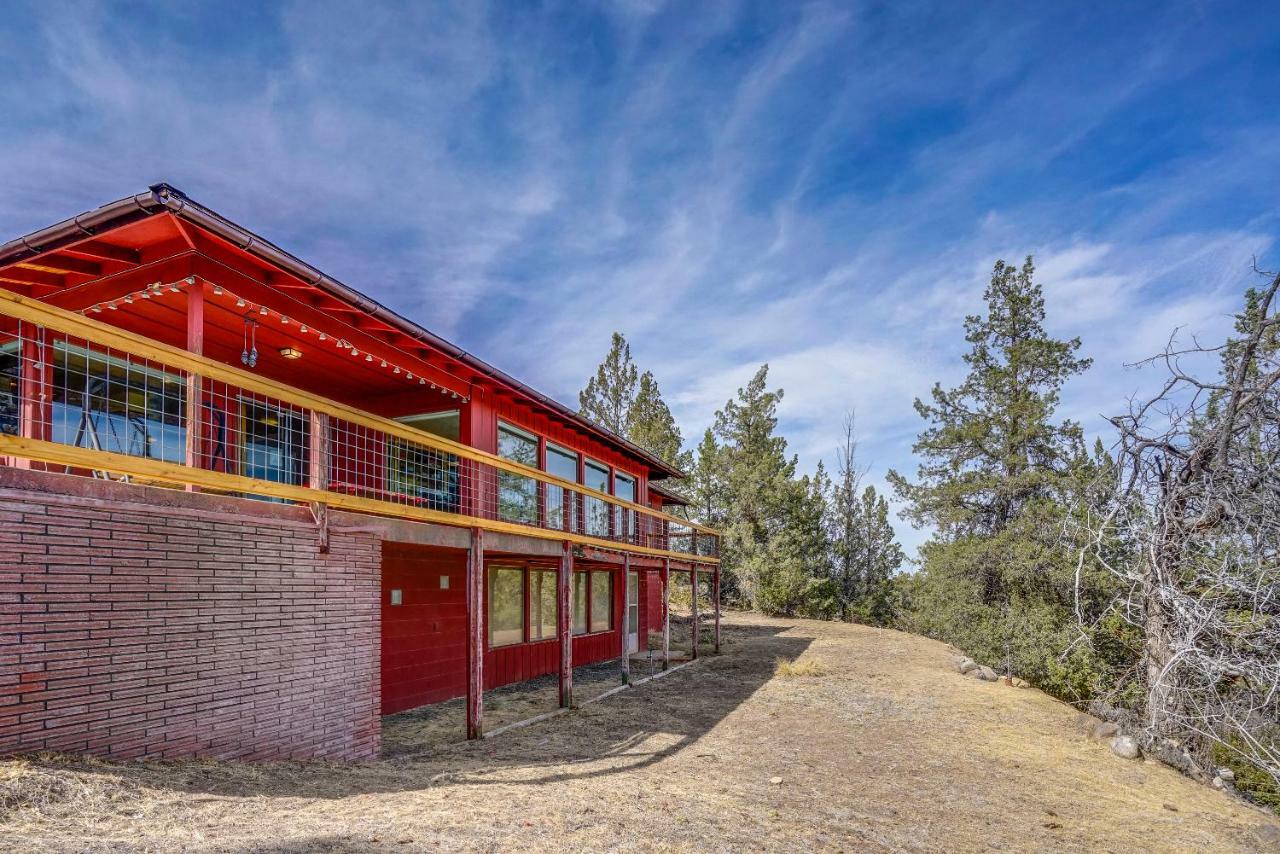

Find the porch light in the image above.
[{"left": 279, "top": 347, "right": 302, "bottom": 360}]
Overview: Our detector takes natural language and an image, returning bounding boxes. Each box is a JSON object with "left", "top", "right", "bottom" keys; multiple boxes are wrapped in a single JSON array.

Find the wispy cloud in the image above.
[{"left": 1, "top": 1, "right": 1278, "bottom": 553}]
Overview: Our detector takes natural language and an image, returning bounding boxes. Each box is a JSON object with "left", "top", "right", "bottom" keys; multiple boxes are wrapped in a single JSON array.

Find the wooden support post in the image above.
[
  {"left": 466, "top": 527, "right": 485, "bottom": 739},
  {"left": 558, "top": 541, "right": 573, "bottom": 708},
  {"left": 713, "top": 567, "right": 721, "bottom": 654},
  {"left": 183, "top": 280, "right": 205, "bottom": 491},
  {"left": 620, "top": 555, "right": 631, "bottom": 686},
  {"left": 661, "top": 558, "right": 670, "bottom": 670},
  {"left": 690, "top": 565, "right": 699, "bottom": 661},
  {"left": 309, "top": 411, "right": 330, "bottom": 553},
  {"left": 14, "top": 323, "right": 46, "bottom": 470}
]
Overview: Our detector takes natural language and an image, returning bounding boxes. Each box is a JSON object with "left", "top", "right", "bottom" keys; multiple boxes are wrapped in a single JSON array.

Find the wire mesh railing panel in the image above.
[{"left": 0, "top": 307, "right": 719, "bottom": 561}]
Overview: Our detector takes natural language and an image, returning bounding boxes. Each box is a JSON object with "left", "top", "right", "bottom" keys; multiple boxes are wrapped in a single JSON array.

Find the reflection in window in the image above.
[
  {"left": 573, "top": 571, "right": 588, "bottom": 635},
  {"left": 530, "top": 569, "right": 557, "bottom": 641},
  {"left": 590, "top": 570, "right": 613, "bottom": 632},
  {"left": 49, "top": 342, "right": 186, "bottom": 463},
  {"left": 583, "top": 460, "right": 610, "bottom": 537},
  {"left": 614, "top": 473, "right": 636, "bottom": 543},
  {"left": 241, "top": 400, "right": 309, "bottom": 487},
  {"left": 387, "top": 440, "right": 458, "bottom": 511},
  {"left": 544, "top": 443, "right": 578, "bottom": 532},
  {"left": 0, "top": 343, "right": 18, "bottom": 436},
  {"left": 488, "top": 566, "right": 524, "bottom": 647},
  {"left": 498, "top": 423, "right": 538, "bottom": 524}
]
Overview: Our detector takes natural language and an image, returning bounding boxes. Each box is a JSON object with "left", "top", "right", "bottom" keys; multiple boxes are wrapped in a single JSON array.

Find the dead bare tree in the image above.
[{"left": 1084, "top": 268, "right": 1280, "bottom": 789}]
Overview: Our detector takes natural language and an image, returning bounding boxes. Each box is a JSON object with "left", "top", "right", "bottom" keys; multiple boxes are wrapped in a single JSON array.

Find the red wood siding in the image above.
[{"left": 380, "top": 542, "right": 467, "bottom": 714}]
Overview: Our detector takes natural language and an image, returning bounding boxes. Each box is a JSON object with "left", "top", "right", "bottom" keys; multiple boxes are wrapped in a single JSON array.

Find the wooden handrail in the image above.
[
  {"left": 0, "top": 435, "right": 716, "bottom": 563},
  {"left": 0, "top": 287, "right": 720, "bottom": 545}
]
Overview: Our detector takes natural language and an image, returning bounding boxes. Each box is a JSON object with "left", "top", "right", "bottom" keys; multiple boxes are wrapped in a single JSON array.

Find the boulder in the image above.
[
  {"left": 1088, "top": 721, "right": 1120, "bottom": 741},
  {"left": 957, "top": 658, "right": 978, "bottom": 674},
  {"left": 1217, "top": 767, "right": 1235, "bottom": 783},
  {"left": 973, "top": 665, "right": 999, "bottom": 682},
  {"left": 1110, "top": 735, "right": 1140, "bottom": 759}
]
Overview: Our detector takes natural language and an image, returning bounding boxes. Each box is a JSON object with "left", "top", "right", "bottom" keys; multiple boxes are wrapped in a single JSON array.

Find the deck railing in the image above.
[{"left": 0, "top": 288, "right": 718, "bottom": 562}]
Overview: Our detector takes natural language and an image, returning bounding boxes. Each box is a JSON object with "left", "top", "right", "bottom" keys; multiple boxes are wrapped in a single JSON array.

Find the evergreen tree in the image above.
[
  {"left": 710, "top": 365, "right": 799, "bottom": 610},
  {"left": 829, "top": 413, "right": 867, "bottom": 620},
  {"left": 847, "top": 485, "right": 903, "bottom": 625},
  {"left": 627, "top": 370, "right": 690, "bottom": 470},
  {"left": 887, "top": 257, "right": 1113, "bottom": 698},
  {"left": 578, "top": 332, "right": 638, "bottom": 434}
]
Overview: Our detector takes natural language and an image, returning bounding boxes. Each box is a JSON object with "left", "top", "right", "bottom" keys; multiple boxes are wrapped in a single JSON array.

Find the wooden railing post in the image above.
[
  {"left": 183, "top": 280, "right": 204, "bottom": 491},
  {"left": 690, "top": 565, "right": 699, "bottom": 661},
  {"left": 14, "top": 323, "right": 48, "bottom": 471},
  {"left": 661, "top": 558, "right": 670, "bottom": 670},
  {"left": 714, "top": 567, "right": 721, "bottom": 654},
  {"left": 467, "top": 527, "right": 485, "bottom": 739},
  {"left": 558, "top": 541, "right": 573, "bottom": 708},
  {"left": 620, "top": 554, "right": 631, "bottom": 686}
]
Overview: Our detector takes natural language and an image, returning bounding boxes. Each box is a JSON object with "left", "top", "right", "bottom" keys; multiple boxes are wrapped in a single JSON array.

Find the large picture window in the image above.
[
  {"left": 544, "top": 443, "right": 578, "bottom": 532},
  {"left": 240, "top": 399, "right": 309, "bottom": 487},
  {"left": 573, "top": 571, "right": 588, "bottom": 635},
  {"left": 583, "top": 460, "right": 610, "bottom": 537},
  {"left": 614, "top": 473, "right": 636, "bottom": 543},
  {"left": 530, "top": 569, "right": 558, "bottom": 641},
  {"left": 40, "top": 341, "right": 187, "bottom": 463},
  {"left": 497, "top": 422, "right": 538, "bottom": 524},
  {"left": 488, "top": 566, "right": 525, "bottom": 647},
  {"left": 590, "top": 570, "right": 613, "bottom": 632}
]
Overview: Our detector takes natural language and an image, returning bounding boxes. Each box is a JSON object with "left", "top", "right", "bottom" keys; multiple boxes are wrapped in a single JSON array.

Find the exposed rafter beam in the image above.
[
  {"left": 16, "top": 255, "right": 102, "bottom": 277},
  {"left": 60, "top": 240, "right": 141, "bottom": 266}
]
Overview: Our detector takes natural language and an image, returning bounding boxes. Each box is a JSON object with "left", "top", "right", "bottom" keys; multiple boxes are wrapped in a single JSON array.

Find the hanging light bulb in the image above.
[
  {"left": 300, "top": 325, "right": 308, "bottom": 334},
  {"left": 419, "top": 378, "right": 425, "bottom": 385},
  {"left": 393, "top": 366, "right": 400, "bottom": 374},
  {"left": 236, "top": 298, "right": 245, "bottom": 308},
  {"left": 213, "top": 286, "right": 223, "bottom": 296},
  {"left": 281, "top": 316, "right": 290, "bottom": 325},
  {"left": 380, "top": 360, "right": 387, "bottom": 368},
  {"left": 365, "top": 353, "right": 372, "bottom": 362},
  {"left": 140, "top": 289, "right": 151, "bottom": 299},
  {"left": 107, "top": 302, "right": 118, "bottom": 311},
  {"left": 258, "top": 305, "right": 268, "bottom": 315},
  {"left": 91, "top": 305, "right": 102, "bottom": 313},
  {"left": 318, "top": 332, "right": 327, "bottom": 341}
]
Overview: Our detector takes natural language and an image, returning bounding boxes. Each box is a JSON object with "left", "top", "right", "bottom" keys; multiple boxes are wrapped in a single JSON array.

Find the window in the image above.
[
  {"left": 530, "top": 569, "right": 558, "bottom": 640},
  {"left": 388, "top": 413, "right": 460, "bottom": 511},
  {"left": 0, "top": 342, "right": 17, "bottom": 437},
  {"left": 488, "top": 566, "right": 524, "bottom": 647},
  {"left": 544, "top": 443, "right": 579, "bottom": 532},
  {"left": 590, "top": 570, "right": 613, "bottom": 632},
  {"left": 573, "top": 572, "right": 588, "bottom": 635},
  {"left": 498, "top": 422, "right": 538, "bottom": 524},
  {"left": 240, "top": 399, "right": 309, "bottom": 487},
  {"left": 614, "top": 473, "right": 636, "bottom": 542},
  {"left": 583, "top": 460, "right": 610, "bottom": 537},
  {"left": 44, "top": 341, "right": 187, "bottom": 463}
]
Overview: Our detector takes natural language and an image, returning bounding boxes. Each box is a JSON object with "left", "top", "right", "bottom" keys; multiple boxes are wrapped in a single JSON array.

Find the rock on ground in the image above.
[{"left": 1111, "top": 735, "right": 1140, "bottom": 759}]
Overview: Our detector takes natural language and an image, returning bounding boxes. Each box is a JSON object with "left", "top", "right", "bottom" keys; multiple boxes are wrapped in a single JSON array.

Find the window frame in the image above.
[
  {"left": 487, "top": 565, "right": 526, "bottom": 649},
  {"left": 529, "top": 568, "right": 558, "bottom": 642},
  {"left": 496, "top": 421, "right": 540, "bottom": 524}
]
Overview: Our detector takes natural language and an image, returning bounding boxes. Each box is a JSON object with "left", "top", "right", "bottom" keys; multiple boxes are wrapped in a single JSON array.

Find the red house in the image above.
[{"left": 0, "top": 185, "right": 720, "bottom": 761}]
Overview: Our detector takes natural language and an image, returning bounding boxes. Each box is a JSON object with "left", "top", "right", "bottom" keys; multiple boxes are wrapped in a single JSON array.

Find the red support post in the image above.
[
  {"left": 661, "top": 558, "right": 670, "bottom": 670},
  {"left": 621, "top": 554, "right": 631, "bottom": 685},
  {"left": 466, "top": 527, "right": 485, "bottom": 739},
  {"left": 15, "top": 323, "right": 49, "bottom": 470},
  {"left": 558, "top": 541, "right": 573, "bottom": 708},
  {"left": 184, "top": 280, "right": 204, "bottom": 490},
  {"left": 713, "top": 567, "right": 721, "bottom": 654},
  {"left": 690, "top": 565, "right": 699, "bottom": 661}
]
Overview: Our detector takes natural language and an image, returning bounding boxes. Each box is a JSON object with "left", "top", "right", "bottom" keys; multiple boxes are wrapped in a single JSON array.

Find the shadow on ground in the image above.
[{"left": 18, "top": 616, "right": 810, "bottom": 801}]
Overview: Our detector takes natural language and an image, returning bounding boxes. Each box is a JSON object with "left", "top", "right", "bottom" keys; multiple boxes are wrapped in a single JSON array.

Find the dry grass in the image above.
[
  {"left": 1, "top": 612, "right": 1277, "bottom": 853},
  {"left": 774, "top": 656, "right": 830, "bottom": 678}
]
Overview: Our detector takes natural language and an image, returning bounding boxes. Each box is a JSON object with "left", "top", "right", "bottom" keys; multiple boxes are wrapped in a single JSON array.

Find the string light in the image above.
[{"left": 74, "top": 275, "right": 469, "bottom": 398}]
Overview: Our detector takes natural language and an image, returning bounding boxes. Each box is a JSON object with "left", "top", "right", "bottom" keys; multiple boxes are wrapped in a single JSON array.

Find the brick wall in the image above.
[{"left": 0, "top": 469, "right": 382, "bottom": 761}]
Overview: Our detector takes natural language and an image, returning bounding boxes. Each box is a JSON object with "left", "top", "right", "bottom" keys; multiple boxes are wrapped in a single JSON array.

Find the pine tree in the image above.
[
  {"left": 887, "top": 256, "right": 1108, "bottom": 696},
  {"left": 627, "top": 371, "right": 690, "bottom": 469},
  {"left": 829, "top": 413, "right": 867, "bottom": 620},
  {"left": 887, "top": 256, "right": 1091, "bottom": 603},
  {"left": 848, "top": 485, "right": 903, "bottom": 625},
  {"left": 578, "top": 332, "right": 638, "bottom": 434},
  {"left": 710, "top": 365, "right": 800, "bottom": 610}
]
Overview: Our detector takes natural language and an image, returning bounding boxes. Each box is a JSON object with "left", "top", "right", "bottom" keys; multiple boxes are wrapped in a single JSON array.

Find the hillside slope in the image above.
[{"left": 2, "top": 612, "right": 1276, "bottom": 852}]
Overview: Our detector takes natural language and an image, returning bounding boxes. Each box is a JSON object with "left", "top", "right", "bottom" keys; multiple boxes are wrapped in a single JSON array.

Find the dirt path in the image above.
[{"left": 1, "top": 613, "right": 1275, "bottom": 852}]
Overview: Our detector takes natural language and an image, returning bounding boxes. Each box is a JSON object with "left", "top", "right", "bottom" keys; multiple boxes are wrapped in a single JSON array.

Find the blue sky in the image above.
[{"left": 3, "top": 1, "right": 1279, "bottom": 552}]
